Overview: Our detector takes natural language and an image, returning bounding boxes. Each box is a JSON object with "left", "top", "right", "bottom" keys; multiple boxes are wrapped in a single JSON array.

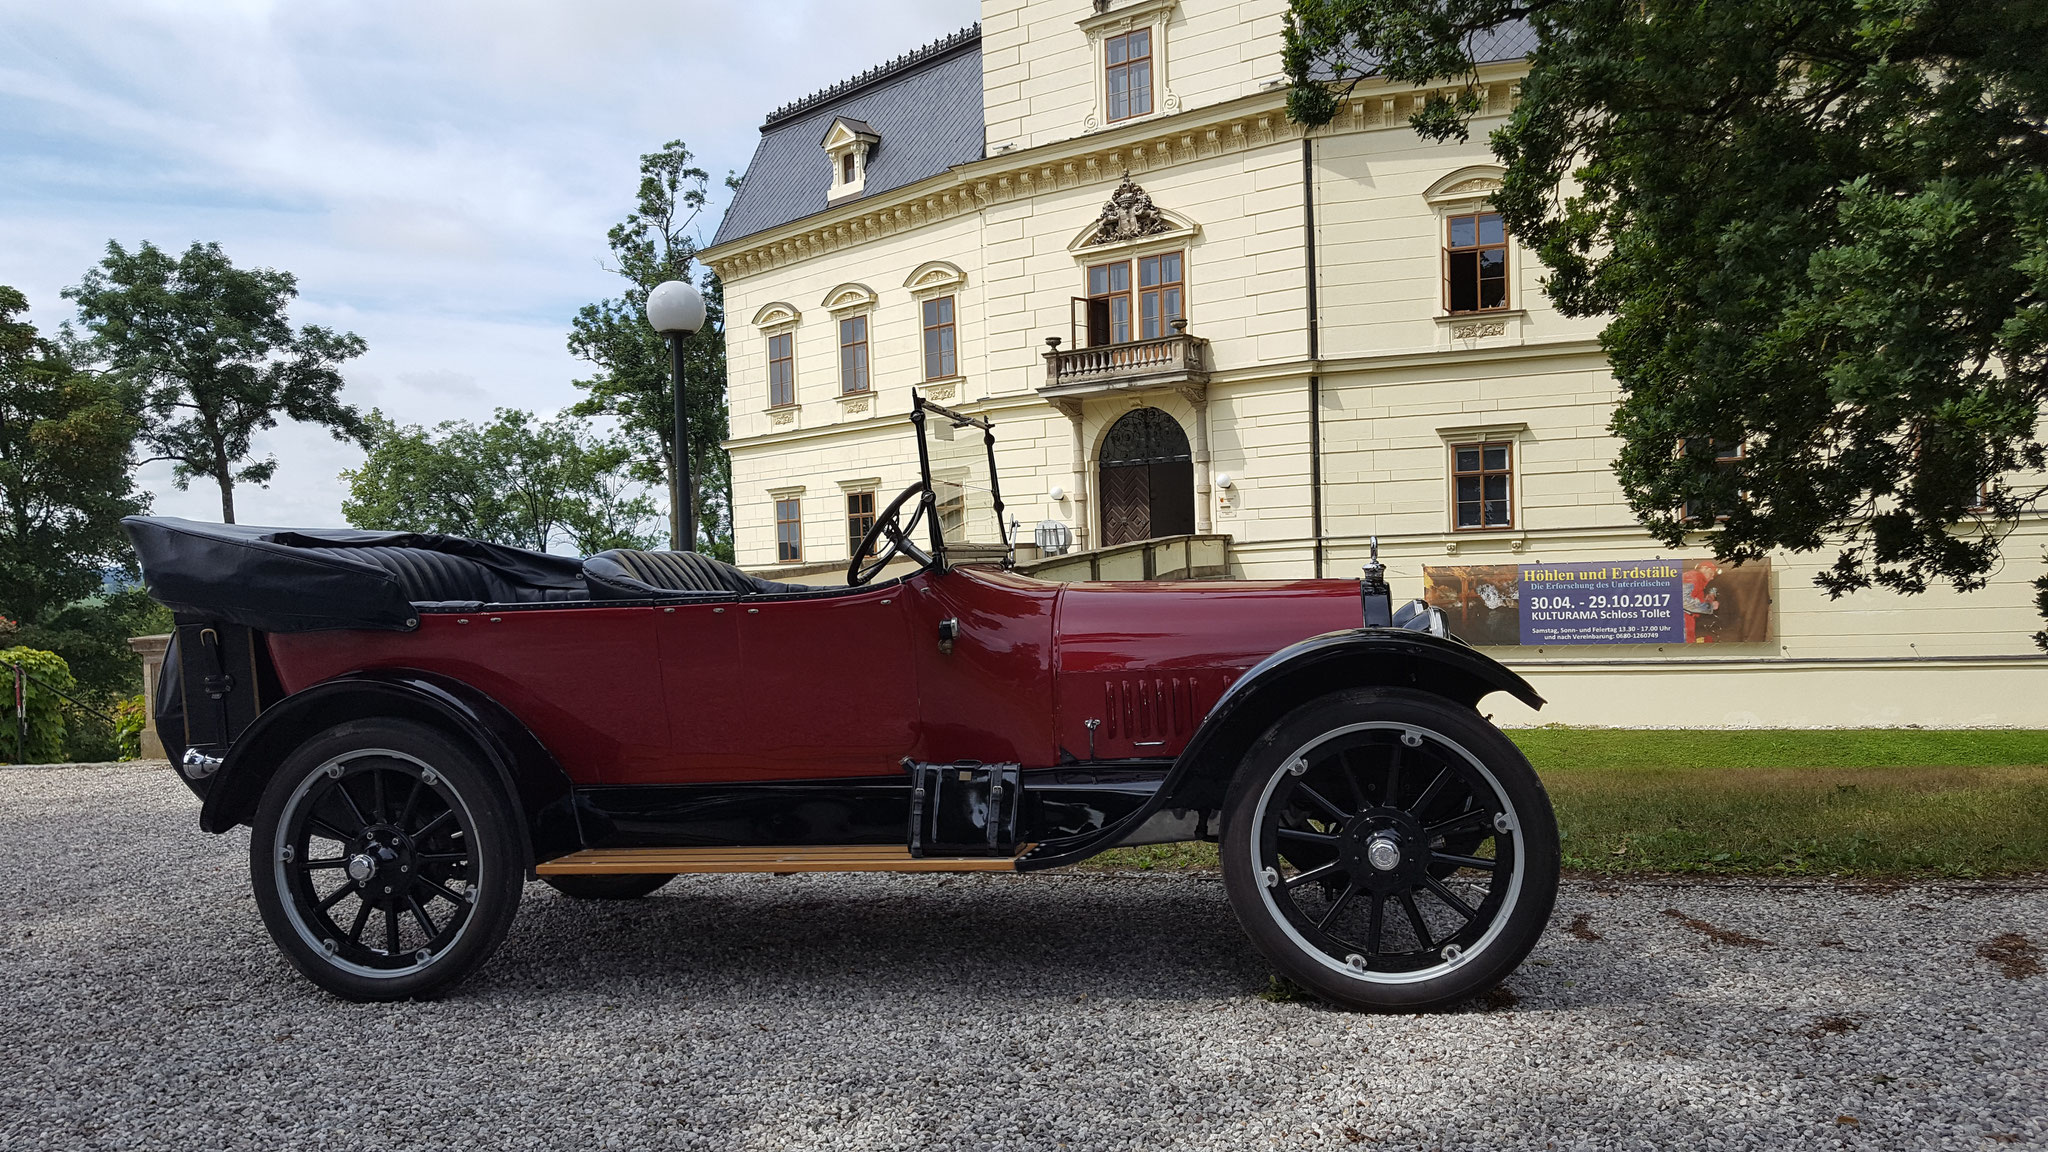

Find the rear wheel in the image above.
[
  {"left": 249, "top": 718, "right": 524, "bottom": 1001},
  {"left": 1220, "top": 688, "right": 1558, "bottom": 1011},
  {"left": 542, "top": 873, "right": 673, "bottom": 900}
]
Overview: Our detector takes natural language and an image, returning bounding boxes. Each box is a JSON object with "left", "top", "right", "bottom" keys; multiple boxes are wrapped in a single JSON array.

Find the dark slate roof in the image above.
[
  {"left": 711, "top": 26, "right": 984, "bottom": 249},
  {"left": 1310, "top": 20, "right": 1538, "bottom": 80},
  {"left": 1468, "top": 20, "right": 1539, "bottom": 64}
]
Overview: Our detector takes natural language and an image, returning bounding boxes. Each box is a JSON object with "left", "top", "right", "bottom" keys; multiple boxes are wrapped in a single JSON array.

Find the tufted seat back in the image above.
[
  {"left": 582, "top": 549, "right": 812, "bottom": 600},
  {"left": 298, "top": 546, "right": 517, "bottom": 604}
]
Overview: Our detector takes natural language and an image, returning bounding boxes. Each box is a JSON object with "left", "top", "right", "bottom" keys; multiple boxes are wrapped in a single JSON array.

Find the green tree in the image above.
[
  {"left": 341, "top": 407, "right": 662, "bottom": 555},
  {"left": 568, "top": 140, "right": 734, "bottom": 560},
  {"left": 0, "top": 285, "right": 145, "bottom": 622},
  {"left": 67, "top": 240, "right": 369, "bottom": 523},
  {"left": 1283, "top": 0, "right": 2048, "bottom": 646}
]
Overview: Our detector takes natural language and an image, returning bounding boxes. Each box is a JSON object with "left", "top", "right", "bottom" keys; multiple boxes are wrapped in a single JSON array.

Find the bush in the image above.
[
  {"left": 115, "top": 693, "right": 146, "bottom": 760},
  {"left": 0, "top": 646, "right": 74, "bottom": 764}
]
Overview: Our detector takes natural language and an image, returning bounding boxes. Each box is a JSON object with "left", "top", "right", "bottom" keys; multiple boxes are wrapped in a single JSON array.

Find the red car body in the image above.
[{"left": 262, "top": 568, "right": 1367, "bottom": 786}]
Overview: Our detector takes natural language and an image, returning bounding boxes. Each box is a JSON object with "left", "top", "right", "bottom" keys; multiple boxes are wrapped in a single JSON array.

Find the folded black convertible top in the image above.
[{"left": 122, "top": 516, "right": 586, "bottom": 633}]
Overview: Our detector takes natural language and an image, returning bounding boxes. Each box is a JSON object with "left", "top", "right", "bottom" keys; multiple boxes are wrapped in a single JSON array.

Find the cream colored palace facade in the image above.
[{"left": 698, "top": 0, "right": 2048, "bottom": 727}]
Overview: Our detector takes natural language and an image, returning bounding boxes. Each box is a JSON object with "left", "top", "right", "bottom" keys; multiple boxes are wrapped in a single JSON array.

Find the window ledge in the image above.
[
  {"left": 837, "top": 390, "right": 877, "bottom": 415},
  {"left": 766, "top": 403, "right": 800, "bottom": 428},
  {"left": 1440, "top": 530, "right": 1529, "bottom": 556},
  {"left": 1434, "top": 309, "right": 1525, "bottom": 327}
]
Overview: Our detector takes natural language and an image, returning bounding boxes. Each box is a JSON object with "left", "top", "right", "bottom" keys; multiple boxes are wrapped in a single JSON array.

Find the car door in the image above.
[
  {"left": 609, "top": 599, "right": 749, "bottom": 785},
  {"left": 737, "top": 587, "right": 919, "bottom": 780}
]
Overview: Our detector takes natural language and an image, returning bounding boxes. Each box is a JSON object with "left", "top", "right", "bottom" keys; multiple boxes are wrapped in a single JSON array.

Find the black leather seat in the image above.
[
  {"left": 582, "top": 549, "right": 812, "bottom": 600},
  {"left": 298, "top": 546, "right": 584, "bottom": 605}
]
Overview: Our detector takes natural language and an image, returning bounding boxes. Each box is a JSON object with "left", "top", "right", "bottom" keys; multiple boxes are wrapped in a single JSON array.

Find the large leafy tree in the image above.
[
  {"left": 67, "top": 240, "right": 368, "bottom": 523},
  {"left": 568, "top": 140, "right": 734, "bottom": 560},
  {"left": 341, "top": 407, "right": 661, "bottom": 556},
  {"left": 0, "top": 285, "right": 145, "bottom": 622},
  {"left": 1284, "top": 0, "right": 2048, "bottom": 646}
]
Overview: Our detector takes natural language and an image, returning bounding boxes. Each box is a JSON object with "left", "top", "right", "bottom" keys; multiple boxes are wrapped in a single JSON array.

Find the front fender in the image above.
[
  {"left": 1017, "top": 628, "right": 1540, "bottom": 870},
  {"left": 199, "top": 671, "right": 582, "bottom": 871}
]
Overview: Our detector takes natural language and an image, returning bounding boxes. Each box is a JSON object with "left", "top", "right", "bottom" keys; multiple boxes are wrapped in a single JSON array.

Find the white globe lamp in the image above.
[{"left": 645, "top": 280, "right": 706, "bottom": 335}]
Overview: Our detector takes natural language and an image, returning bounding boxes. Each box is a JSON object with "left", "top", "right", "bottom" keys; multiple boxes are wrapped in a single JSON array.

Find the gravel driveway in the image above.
[{"left": 2, "top": 762, "right": 2042, "bottom": 1151}]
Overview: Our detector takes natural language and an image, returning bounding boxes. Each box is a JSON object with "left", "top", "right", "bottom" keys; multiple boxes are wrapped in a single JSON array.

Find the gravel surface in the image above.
[{"left": 2, "top": 762, "right": 2044, "bottom": 1151}]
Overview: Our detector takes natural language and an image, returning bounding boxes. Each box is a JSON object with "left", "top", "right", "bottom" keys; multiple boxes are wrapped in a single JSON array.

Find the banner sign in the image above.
[
  {"left": 1519, "top": 561, "right": 1684, "bottom": 645},
  {"left": 1423, "top": 558, "right": 1770, "bottom": 647}
]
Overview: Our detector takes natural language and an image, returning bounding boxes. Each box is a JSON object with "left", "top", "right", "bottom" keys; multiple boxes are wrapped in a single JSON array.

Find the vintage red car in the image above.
[{"left": 128, "top": 397, "right": 1558, "bottom": 1011}]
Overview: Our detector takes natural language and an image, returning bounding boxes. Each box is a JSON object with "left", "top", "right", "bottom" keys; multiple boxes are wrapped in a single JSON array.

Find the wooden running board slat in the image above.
[{"left": 537, "top": 845, "right": 1022, "bottom": 875}]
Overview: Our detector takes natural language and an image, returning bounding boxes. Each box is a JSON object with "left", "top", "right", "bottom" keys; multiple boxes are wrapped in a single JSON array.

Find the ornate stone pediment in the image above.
[
  {"left": 902, "top": 260, "right": 967, "bottom": 295},
  {"left": 1088, "top": 174, "right": 1173, "bottom": 246},
  {"left": 1424, "top": 166, "right": 1507, "bottom": 206},
  {"left": 751, "top": 301, "right": 801, "bottom": 330},
  {"left": 820, "top": 282, "right": 877, "bottom": 313}
]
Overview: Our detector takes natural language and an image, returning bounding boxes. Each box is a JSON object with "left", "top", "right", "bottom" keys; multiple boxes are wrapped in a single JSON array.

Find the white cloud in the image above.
[{"left": 0, "top": 0, "right": 978, "bottom": 526}]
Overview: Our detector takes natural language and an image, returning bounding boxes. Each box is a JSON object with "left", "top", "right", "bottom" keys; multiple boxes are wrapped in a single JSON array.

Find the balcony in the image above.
[{"left": 1040, "top": 328, "right": 1210, "bottom": 400}]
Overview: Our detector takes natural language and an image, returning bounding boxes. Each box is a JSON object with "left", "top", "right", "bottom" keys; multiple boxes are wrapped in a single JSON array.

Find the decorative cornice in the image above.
[{"left": 703, "top": 72, "right": 1527, "bottom": 282}]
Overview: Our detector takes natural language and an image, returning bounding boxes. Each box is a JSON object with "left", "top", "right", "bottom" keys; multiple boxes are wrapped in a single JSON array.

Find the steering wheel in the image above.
[{"left": 847, "top": 480, "right": 936, "bottom": 586}]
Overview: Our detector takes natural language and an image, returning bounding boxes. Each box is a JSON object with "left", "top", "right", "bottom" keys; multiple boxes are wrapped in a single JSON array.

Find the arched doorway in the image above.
[{"left": 1098, "top": 407, "right": 1194, "bottom": 545}]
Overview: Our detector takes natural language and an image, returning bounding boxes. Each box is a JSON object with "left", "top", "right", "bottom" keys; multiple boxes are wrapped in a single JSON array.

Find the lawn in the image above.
[{"left": 1085, "top": 728, "right": 2048, "bottom": 879}]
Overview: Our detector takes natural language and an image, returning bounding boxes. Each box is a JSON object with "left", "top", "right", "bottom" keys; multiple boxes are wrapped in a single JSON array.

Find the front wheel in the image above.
[
  {"left": 249, "top": 718, "right": 524, "bottom": 1001},
  {"left": 1220, "top": 688, "right": 1558, "bottom": 1012}
]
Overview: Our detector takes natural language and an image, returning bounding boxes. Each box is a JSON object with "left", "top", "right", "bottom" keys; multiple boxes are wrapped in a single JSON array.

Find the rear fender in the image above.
[
  {"left": 1017, "top": 629, "right": 1541, "bottom": 870},
  {"left": 199, "top": 671, "right": 581, "bottom": 872}
]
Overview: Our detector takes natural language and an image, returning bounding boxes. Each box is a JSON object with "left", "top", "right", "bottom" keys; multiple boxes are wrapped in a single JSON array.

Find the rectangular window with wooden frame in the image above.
[
  {"left": 922, "top": 296, "right": 957, "bottom": 380},
  {"left": 1452, "top": 441, "right": 1514, "bottom": 530},
  {"left": 1137, "top": 251, "right": 1183, "bottom": 340},
  {"left": 775, "top": 497, "right": 802, "bottom": 562},
  {"left": 1445, "top": 212, "right": 1508, "bottom": 314},
  {"left": 846, "top": 490, "right": 876, "bottom": 558},
  {"left": 1084, "top": 260, "right": 1133, "bottom": 345},
  {"left": 766, "top": 332, "right": 794, "bottom": 408},
  {"left": 838, "top": 315, "right": 869, "bottom": 394},
  {"left": 1105, "top": 29, "right": 1153, "bottom": 122}
]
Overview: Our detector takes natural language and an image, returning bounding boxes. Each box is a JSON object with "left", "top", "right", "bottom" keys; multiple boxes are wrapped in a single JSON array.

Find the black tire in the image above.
[
  {"left": 1220, "top": 688, "right": 1559, "bottom": 1012},
  {"left": 248, "top": 718, "right": 524, "bottom": 1001},
  {"left": 542, "top": 873, "right": 674, "bottom": 900}
]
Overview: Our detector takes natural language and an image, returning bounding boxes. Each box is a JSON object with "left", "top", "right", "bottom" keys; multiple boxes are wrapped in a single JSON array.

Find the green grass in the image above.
[{"left": 1083, "top": 728, "right": 2048, "bottom": 879}]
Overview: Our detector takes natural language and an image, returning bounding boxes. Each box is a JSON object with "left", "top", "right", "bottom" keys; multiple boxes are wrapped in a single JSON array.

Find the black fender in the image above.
[
  {"left": 198, "top": 670, "right": 583, "bottom": 872},
  {"left": 1017, "top": 628, "right": 1541, "bottom": 870}
]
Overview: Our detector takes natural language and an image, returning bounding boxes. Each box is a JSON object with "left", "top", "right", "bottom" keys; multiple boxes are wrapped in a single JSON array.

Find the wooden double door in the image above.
[{"left": 1098, "top": 407, "right": 1194, "bottom": 547}]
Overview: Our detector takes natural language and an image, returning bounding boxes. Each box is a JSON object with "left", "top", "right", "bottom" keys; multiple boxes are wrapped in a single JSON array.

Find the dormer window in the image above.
[{"left": 823, "top": 116, "right": 880, "bottom": 202}]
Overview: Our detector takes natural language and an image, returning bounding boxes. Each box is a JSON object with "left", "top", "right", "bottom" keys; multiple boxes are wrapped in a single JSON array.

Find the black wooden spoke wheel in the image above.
[
  {"left": 250, "top": 719, "right": 523, "bottom": 1001},
  {"left": 542, "top": 873, "right": 673, "bottom": 900},
  {"left": 1221, "top": 689, "right": 1559, "bottom": 1011}
]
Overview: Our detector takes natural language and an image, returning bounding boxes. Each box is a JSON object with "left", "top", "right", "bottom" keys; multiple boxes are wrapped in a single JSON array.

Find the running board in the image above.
[{"left": 536, "top": 845, "right": 1024, "bottom": 876}]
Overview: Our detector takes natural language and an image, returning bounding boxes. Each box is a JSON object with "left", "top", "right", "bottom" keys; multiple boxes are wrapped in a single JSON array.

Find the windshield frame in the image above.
[{"left": 910, "top": 392, "right": 1011, "bottom": 570}]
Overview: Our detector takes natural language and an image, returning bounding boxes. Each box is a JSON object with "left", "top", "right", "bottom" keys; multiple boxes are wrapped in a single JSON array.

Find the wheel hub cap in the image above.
[
  {"left": 1365, "top": 833, "right": 1402, "bottom": 872},
  {"left": 350, "top": 825, "right": 414, "bottom": 905}
]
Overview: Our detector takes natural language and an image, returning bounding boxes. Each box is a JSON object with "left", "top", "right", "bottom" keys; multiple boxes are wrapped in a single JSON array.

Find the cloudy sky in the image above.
[{"left": 0, "top": 0, "right": 977, "bottom": 526}]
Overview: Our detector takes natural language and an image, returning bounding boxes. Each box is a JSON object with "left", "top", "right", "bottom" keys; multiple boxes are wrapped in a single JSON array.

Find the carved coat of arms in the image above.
[{"left": 1090, "top": 175, "right": 1172, "bottom": 245}]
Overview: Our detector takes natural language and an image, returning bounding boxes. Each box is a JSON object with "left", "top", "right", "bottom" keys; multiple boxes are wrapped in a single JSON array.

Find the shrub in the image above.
[
  {"left": 115, "top": 693, "right": 147, "bottom": 760},
  {"left": 0, "top": 646, "right": 74, "bottom": 764}
]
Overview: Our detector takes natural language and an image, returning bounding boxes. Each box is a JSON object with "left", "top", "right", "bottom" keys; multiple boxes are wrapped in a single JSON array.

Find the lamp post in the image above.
[{"left": 645, "top": 279, "right": 707, "bottom": 552}]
